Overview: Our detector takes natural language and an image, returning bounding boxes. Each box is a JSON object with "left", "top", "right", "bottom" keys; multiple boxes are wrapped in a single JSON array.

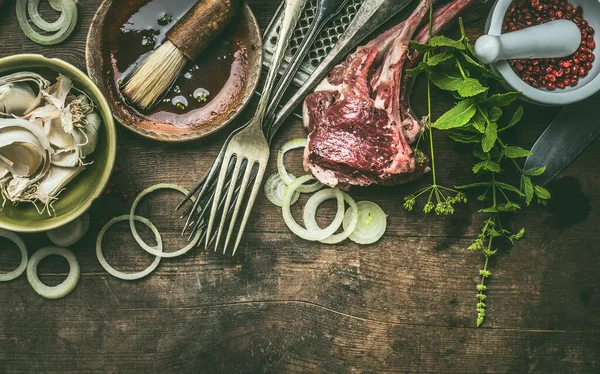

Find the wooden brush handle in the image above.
[{"left": 167, "top": 0, "right": 240, "bottom": 61}]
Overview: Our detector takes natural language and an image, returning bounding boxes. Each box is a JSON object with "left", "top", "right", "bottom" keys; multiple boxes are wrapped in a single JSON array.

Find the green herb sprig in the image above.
[{"left": 405, "top": 16, "right": 550, "bottom": 327}]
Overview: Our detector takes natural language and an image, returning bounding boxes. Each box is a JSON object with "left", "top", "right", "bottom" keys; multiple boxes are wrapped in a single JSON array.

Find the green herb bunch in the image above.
[{"left": 404, "top": 16, "right": 550, "bottom": 327}]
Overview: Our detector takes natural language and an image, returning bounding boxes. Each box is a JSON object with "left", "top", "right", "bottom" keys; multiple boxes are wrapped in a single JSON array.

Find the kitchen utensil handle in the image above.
[
  {"left": 475, "top": 20, "right": 581, "bottom": 64},
  {"left": 264, "top": 0, "right": 349, "bottom": 126},
  {"left": 167, "top": 0, "right": 241, "bottom": 61},
  {"left": 255, "top": 0, "right": 308, "bottom": 123},
  {"left": 267, "top": 0, "right": 411, "bottom": 142}
]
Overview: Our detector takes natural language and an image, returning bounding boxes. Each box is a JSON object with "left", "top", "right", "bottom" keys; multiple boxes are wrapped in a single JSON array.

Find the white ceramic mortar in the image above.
[{"left": 483, "top": 0, "right": 600, "bottom": 105}]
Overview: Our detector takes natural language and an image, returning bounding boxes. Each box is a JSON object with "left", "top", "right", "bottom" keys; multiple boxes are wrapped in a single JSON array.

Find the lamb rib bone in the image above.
[
  {"left": 302, "top": 0, "right": 433, "bottom": 189},
  {"left": 400, "top": 0, "right": 478, "bottom": 144}
]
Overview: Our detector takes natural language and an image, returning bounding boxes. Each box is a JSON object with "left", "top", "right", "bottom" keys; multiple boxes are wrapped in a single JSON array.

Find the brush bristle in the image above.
[{"left": 122, "top": 40, "right": 188, "bottom": 110}]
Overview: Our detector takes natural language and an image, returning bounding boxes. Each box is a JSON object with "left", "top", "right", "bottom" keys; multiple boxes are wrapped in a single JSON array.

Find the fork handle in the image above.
[{"left": 254, "top": 0, "right": 308, "bottom": 123}]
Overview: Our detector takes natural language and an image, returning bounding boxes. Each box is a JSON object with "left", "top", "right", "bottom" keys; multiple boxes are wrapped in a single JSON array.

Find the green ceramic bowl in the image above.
[{"left": 0, "top": 54, "right": 117, "bottom": 233}]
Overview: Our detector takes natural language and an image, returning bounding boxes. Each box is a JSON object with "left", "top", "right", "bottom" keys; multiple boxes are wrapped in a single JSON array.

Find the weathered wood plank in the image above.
[
  {"left": 0, "top": 0, "right": 599, "bottom": 372},
  {"left": 1, "top": 303, "right": 599, "bottom": 373}
]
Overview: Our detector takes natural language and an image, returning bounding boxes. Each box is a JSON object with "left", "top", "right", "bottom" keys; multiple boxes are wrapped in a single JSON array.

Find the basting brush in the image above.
[{"left": 123, "top": 0, "right": 240, "bottom": 110}]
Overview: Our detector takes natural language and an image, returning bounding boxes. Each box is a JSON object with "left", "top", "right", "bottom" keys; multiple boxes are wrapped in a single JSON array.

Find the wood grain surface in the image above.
[{"left": 1, "top": 0, "right": 599, "bottom": 373}]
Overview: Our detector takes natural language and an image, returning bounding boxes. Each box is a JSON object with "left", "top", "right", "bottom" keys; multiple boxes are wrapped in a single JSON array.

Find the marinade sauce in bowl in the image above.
[{"left": 86, "top": 0, "right": 262, "bottom": 141}]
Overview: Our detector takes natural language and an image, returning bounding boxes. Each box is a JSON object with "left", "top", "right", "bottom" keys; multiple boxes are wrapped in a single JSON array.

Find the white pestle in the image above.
[{"left": 475, "top": 20, "right": 582, "bottom": 64}]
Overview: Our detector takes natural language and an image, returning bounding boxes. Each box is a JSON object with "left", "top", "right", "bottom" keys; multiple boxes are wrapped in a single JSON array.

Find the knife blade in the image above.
[{"left": 523, "top": 95, "right": 600, "bottom": 186}]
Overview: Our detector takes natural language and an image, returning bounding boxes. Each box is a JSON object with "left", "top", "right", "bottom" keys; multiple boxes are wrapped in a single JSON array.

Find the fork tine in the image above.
[
  {"left": 187, "top": 187, "right": 215, "bottom": 239},
  {"left": 214, "top": 157, "right": 245, "bottom": 252},
  {"left": 181, "top": 159, "right": 234, "bottom": 231},
  {"left": 178, "top": 122, "right": 250, "bottom": 214},
  {"left": 210, "top": 181, "right": 241, "bottom": 250},
  {"left": 232, "top": 163, "right": 267, "bottom": 256},
  {"left": 222, "top": 162, "right": 254, "bottom": 252},
  {"left": 187, "top": 172, "right": 235, "bottom": 240},
  {"left": 205, "top": 151, "right": 235, "bottom": 248},
  {"left": 180, "top": 177, "right": 213, "bottom": 219},
  {"left": 176, "top": 172, "right": 206, "bottom": 211},
  {"left": 195, "top": 175, "right": 243, "bottom": 245},
  {"left": 181, "top": 139, "right": 239, "bottom": 230},
  {"left": 197, "top": 183, "right": 240, "bottom": 250}
]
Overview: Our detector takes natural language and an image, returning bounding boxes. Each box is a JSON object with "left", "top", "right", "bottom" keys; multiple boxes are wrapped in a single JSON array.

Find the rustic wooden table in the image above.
[{"left": 1, "top": 0, "right": 599, "bottom": 372}]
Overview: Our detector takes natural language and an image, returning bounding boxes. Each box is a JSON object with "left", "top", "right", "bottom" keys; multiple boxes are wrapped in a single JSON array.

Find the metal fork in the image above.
[
  {"left": 177, "top": 0, "right": 346, "bottom": 223},
  {"left": 202, "top": 0, "right": 308, "bottom": 254},
  {"left": 179, "top": 0, "right": 413, "bottom": 252}
]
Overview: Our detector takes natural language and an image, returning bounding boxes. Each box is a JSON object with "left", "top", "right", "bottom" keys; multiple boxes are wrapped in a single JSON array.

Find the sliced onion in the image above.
[
  {"left": 26, "top": 246, "right": 79, "bottom": 299},
  {"left": 264, "top": 173, "right": 299, "bottom": 207},
  {"left": 97, "top": 215, "right": 163, "bottom": 280},
  {"left": 46, "top": 212, "right": 89, "bottom": 247},
  {"left": 129, "top": 183, "right": 201, "bottom": 258},
  {"left": 16, "top": 0, "right": 78, "bottom": 45},
  {"left": 304, "top": 190, "right": 358, "bottom": 244},
  {"left": 282, "top": 175, "right": 344, "bottom": 241},
  {"left": 278, "top": 138, "right": 323, "bottom": 193},
  {"left": 28, "top": 0, "right": 69, "bottom": 32},
  {"left": 0, "top": 229, "right": 28, "bottom": 282},
  {"left": 48, "top": 0, "right": 62, "bottom": 11},
  {"left": 344, "top": 201, "right": 387, "bottom": 245}
]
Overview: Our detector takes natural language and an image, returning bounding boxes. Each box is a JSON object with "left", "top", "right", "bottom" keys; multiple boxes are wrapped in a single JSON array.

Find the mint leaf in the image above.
[
  {"left": 473, "top": 160, "right": 501, "bottom": 174},
  {"left": 514, "top": 228, "right": 525, "bottom": 240},
  {"left": 489, "top": 107, "right": 503, "bottom": 122},
  {"left": 460, "top": 51, "right": 502, "bottom": 79},
  {"left": 473, "top": 146, "right": 487, "bottom": 160},
  {"left": 482, "top": 122, "right": 498, "bottom": 152},
  {"left": 409, "top": 40, "right": 432, "bottom": 53},
  {"left": 525, "top": 166, "right": 546, "bottom": 176},
  {"left": 458, "top": 77, "right": 489, "bottom": 97},
  {"left": 429, "top": 35, "right": 466, "bottom": 50},
  {"left": 446, "top": 130, "right": 482, "bottom": 143},
  {"left": 497, "top": 202, "right": 521, "bottom": 212},
  {"left": 480, "top": 92, "right": 521, "bottom": 107},
  {"left": 500, "top": 106, "right": 524, "bottom": 132},
  {"left": 523, "top": 175, "right": 534, "bottom": 205},
  {"left": 428, "top": 49, "right": 454, "bottom": 66},
  {"left": 428, "top": 67, "right": 464, "bottom": 91},
  {"left": 433, "top": 100, "right": 477, "bottom": 129},
  {"left": 496, "top": 182, "right": 525, "bottom": 197},
  {"left": 504, "top": 146, "right": 532, "bottom": 159},
  {"left": 407, "top": 50, "right": 454, "bottom": 76},
  {"left": 469, "top": 111, "right": 486, "bottom": 133},
  {"left": 534, "top": 185, "right": 551, "bottom": 200}
]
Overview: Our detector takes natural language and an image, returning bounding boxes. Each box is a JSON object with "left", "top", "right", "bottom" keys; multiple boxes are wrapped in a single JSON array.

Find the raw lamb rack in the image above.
[{"left": 302, "top": 0, "right": 475, "bottom": 189}]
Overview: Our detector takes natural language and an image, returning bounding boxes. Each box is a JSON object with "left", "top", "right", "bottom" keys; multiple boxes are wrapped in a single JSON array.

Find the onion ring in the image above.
[
  {"left": 28, "top": 0, "right": 69, "bottom": 32},
  {"left": 344, "top": 201, "right": 387, "bottom": 245},
  {"left": 0, "top": 229, "right": 28, "bottom": 282},
  {"left": 46, "top": 212, "right": 90, "bottom": 247},
  {"left": 26, "top": 246, "right": 79, "bottom": 299},
  {"left": 264, "top": 173, "right": 299, "bottom": 207},
  {"left": 303, "top": 190, "right": 358, "bottom": 244},
  {"left": 282, "top": 175, "right": 345, "bottom": 241},
  {"left": 129, "top": 183, "right": 201, "bottom": 258},
  {"left": 97, "top": 215, "right": 163, "bottom": 280},
  {"left": 278, "top": 138, "right": 323, "bottom": 193},
  {"left": 16, "top": 0, "right": 78, "bottom": 45}
]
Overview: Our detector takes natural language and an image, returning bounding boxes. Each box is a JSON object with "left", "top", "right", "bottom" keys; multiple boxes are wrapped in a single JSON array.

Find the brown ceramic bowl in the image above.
[{"left": 86, "top": 0, "right": 262, "bottom": 142}]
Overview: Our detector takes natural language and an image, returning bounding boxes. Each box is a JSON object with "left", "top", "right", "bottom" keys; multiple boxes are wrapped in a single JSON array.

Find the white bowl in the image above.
[{"left": 486, "top": 0, "right": 600, "bottom": 105}]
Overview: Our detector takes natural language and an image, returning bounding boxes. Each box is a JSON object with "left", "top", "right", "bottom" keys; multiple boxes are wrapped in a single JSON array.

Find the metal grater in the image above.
[{"left": 262, "top": 0, "right": 365, "bottom": 87}]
